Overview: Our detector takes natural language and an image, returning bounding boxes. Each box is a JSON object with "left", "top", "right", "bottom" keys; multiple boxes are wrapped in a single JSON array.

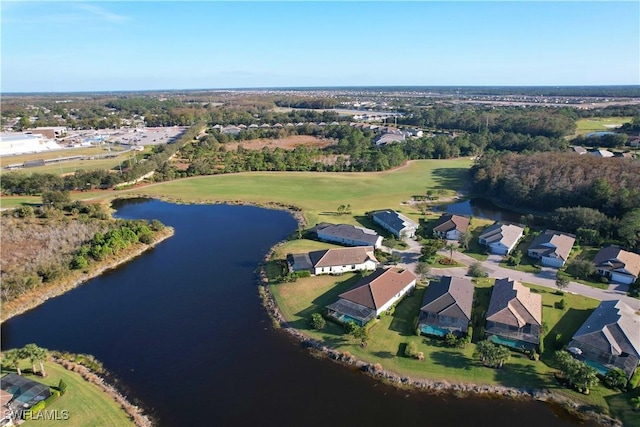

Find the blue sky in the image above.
[{"left": 1, "top": 1, "right": 639, "bottom": 92}]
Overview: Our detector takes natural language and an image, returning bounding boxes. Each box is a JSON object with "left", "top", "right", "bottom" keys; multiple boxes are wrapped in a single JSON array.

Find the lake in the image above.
[
  {"left": 439, "top": 198, "right": 524, "bottom": 223},
  {"left": 1, "top": 199, "right": 598, "bottom": 426}
]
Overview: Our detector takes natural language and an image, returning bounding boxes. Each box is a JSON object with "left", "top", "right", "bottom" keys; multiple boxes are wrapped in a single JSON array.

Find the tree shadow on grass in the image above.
[
  {"left": 431, "top": 168, "right": 470, "bottom": 191},
  {"left": 388, "top": 288, "right": 425, "bottom": 336},
  {"left": 429, "top": 350, "right": 473, "bottom": 371},
  {"left": 543, "top": 307, "right": 594, "bottom": 359},
  {"left": 494, "top": 356, "right": 550, "bottom": 389},
  {"left": 372, "top": 351, "right": 395, "bottom": 359}
]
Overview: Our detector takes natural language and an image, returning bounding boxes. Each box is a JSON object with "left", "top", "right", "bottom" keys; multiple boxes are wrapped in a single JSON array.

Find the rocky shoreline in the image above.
[{"left": 257, "top": 244, "right": 621, "bottom": 427}]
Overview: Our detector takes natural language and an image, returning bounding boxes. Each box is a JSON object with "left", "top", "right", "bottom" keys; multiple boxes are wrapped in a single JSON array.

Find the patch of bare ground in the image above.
[{"left": 225, "top": 135, "right": 335, "bottom": 151}]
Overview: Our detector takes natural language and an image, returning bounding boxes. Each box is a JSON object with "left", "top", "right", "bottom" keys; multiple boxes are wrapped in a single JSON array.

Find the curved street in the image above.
[{"left": 392, "top": 239, "right": 640, "bottom": 311}]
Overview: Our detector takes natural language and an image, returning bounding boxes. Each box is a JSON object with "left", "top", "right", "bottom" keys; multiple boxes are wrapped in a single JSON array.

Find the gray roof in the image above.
[
  {"left": 287, "top": 253, "right": 313, "bottom": 271},
  {"left": 420, "top": 276, "right": 474, "bottom": 321},
  {"left": 486, "top": 278, "right": 542, "bottom": 328},
  {"left": 315, "top": 223, "right": 382, "bottom": 246},
  {"left": 593, "top": 245, "right": 640, "bottom": 278},
  {"left": 528, "top": 230, "right": 575, "bottom": 261},
  {"left": 479, "top": 222, "right": 524, "bottom": 248},
  {"left": 572, "top": 300, "right": 640, "bottom": 358},
  {"left": 372, "top": 210, "right": 418, "bottom": 234}
]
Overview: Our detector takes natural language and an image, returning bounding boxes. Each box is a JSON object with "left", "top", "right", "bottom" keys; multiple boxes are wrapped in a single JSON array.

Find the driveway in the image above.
[{"left": 392, "top": 241, "right": 640, "bottom": 311}]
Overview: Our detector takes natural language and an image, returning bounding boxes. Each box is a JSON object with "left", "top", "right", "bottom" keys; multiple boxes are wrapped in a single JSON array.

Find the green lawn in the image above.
[
  {"left": 0, "top": 146, "right": 127, "bottom": 168},
  {"left": 574, "top": 117, "right": 632, "bottom": 135},
  {"left": 270, "top": 272, "right": 635, "bottom": 416},
  {"left": 1, "top": 361, "right": 133, "bottom": 426},
  {"left": 118, "top": 158, "right": 473, "bottom": 225}
]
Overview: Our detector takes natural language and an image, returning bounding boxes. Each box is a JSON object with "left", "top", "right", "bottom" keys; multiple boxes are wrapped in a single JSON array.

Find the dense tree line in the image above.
[
  {"left": 274, "top": 98, "right": 340, "bottom": 109},
  {"left": 472, "top": 152, "right": 640, "bottom": 216},
  {"left": 398, "top": 106, "right": 577, "bottom": 138}
]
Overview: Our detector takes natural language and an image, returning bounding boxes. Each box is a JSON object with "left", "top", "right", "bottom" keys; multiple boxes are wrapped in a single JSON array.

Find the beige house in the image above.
[
  {"left": 478, "top": 222, "right": 525, "bottom": 255},
  {"left": 593, "top": 245, "right": 640, "bottom": 285},
  {"left": 527, "top": 230, "right": 575, "bottom": 268}
]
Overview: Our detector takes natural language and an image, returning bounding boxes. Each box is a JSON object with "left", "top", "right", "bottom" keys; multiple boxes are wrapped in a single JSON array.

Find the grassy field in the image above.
[
  {"left": 574, "top": 117, "right": 632, "bottom": 135},
  {"left": 1, "top": 361, "right": 133, "bottom": 426},
  {"left": 269, "top": 272, "right": 635, "bottom": 417},
  {"left": 114, "top": 158, "right": 473, "bottom": 225}
]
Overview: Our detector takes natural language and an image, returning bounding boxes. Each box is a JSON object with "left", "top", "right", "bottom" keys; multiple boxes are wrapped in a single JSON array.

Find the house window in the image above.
[{"left": 351, "top": 265, "right": 355, "bottom": 269}]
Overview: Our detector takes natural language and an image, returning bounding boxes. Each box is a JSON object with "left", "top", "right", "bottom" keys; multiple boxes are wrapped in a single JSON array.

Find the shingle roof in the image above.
[
  {"left": 479, "top": 222, "right": 524, "bottom": 248},
  {"left": 339, "top": 267, "right": 416, "bottom": 310},
  {"left": 372, "top": 210, "right": 418, "bottom": 235},
  {"left": 593, "top": 245, "right": 640, "bottom": 278},
  {"left": 486, "top": 278, "right": 542, "bottom": 328},
  {"left": 433, "top": 213, "right": 470, "bottom": 234},
  {"left": 315, "top": 223, "right": 382, "bottom": 246},
  {"left": 420, "top": 276, "right": 473, "bottom": 322},
  {"left": 528, "top": 230, "right": 575, "bottom": 261},
  {"left": 308, "top": 246, "right": 377, "bottom": 268},
  {"left": 572, "top": 300, "right": 640, "bottom": 358}
]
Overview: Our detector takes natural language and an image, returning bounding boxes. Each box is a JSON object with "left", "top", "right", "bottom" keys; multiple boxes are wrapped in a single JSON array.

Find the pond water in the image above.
[
  {"left": 440, "top": 198, "right": 524, "bottom": 223},
  {"left": 1, "top": 199, "right": 598, "bottom": 426}
]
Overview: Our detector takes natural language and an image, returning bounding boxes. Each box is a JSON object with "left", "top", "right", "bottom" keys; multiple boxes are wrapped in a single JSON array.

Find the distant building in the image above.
[
  {"left": 590, "top": 149, "right": 615, "bottom": 158},
  {"left": 570, "top": 145, "right": 588, "bottom": 155},
  {"left": 0, "top": 132, "right": 62, "bottom": 156},
  {"left": 30, "top": 126, "right": 67, "bottom": 139}
]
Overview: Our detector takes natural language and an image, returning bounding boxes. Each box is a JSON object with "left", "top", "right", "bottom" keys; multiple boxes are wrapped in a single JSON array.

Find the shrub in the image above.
[
  {"left": 25, "top": 400, "right": 46, "bottom": 419},
  {"left": 468, "top": 261, "right": 488, "bottom": 278},
  {"left": 555, "top": 333, "right": 564, "bottom": 350},
  {"left": 444, "top": 332, "right": 458, "bottom": 347},
  {"left": 405, "top": 341, "right": 419, "bottom": 358},
  {"left": 555, "top": 299, "right": 567, "bottom": 310},
  {"left": 603, "top": 368, "right": 628, "bottom": 391},
  {"left": 70, "top": 255, "right": 89, "bottom": 270},
  {"left": 58, "top": 379, "right": 67, "bottom": 395},
  {"left": 295, "top": 270, "right": 311, "bottom": 278},
  {"left": 310, "top": 313, "right": 326, "bottom": 330}
]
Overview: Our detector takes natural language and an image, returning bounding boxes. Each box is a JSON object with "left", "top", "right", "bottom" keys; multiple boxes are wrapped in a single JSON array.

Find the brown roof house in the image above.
[
  {"left": 527, "top": 230, "right": 575, "bottom": 268},
  {"left": 418, "top": 276, "right": 474, "bottom": 337},
  {"left": 326, "top": 267, "right": 416, "bottom": 326},
  {"left": 485, "top": 278, "right": 542, "bottom": 351},
  {"left": 568, "top": 300, "right": 640, "bottom": 379},
  {"left": 287, "top": 246, "right": 378, "bottom": 276},
  {"left": 432, "top": 213, "right": 470, "bottom": 240},
  {"left": 593, "top": 245, "right": 640, "bottom": 285}
]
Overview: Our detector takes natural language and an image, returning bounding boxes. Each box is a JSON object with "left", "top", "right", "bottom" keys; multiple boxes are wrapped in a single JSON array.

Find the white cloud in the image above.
[{"left": 73, "top": 3, "right": 130, "bottom": 24}]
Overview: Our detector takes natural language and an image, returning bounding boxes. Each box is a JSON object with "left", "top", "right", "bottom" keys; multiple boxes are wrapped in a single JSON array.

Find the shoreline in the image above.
[
  {"left": 0, "top": 226, "right": 174, "bottom": 323},
  {"left": 256, "top": 241, "right": 622, "bottom": 427}
]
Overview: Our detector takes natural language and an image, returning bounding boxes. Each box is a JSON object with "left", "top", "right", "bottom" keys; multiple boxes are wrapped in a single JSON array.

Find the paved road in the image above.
[{"left": 390, "top": 239, "right": 640, "bottom": 311}]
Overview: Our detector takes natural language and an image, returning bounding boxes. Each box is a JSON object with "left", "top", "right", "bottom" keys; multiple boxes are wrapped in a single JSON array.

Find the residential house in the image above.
[
  {"left": 314, "top": 223, "right": 383, "bottom": 249},
  {"left": 418, "top": 276, "right": 474, "bottom": 337},
  {"left": 593, "top": 245, "right": 640, "bottom": 285},
  {"left": 478, "top": 222, "right": 525, "bottom": 255},
  {"left": 374, "top": 133, "right": 405, "bottom": 146},
  {"left": 590, "top": 149, "right": 615, "bottom": 158},
  {"left": 287, "top": 246, "right": 378, "bottom": 276},
  {"left": 326, "top": 267, "right": 417, "bottom": 326},
  {"left": 0, "top": 373, "right": 51, "bottom": 418},
  {"left": 485, "top": 278, "right": 542, "bottom": 351},
  {"left": 432, "top": 213, "right": 470, "bottom": 241},
  {"left": 371, "top": 210, "right": 419, "bottom": 239},
  {"left": 527, "top": 230, "right": 575, "bottom": 268},
  {"left": 570, "top": 145, "right": 588, "bottom": 155},
  {"left": 568, "top": 299, "right": 640, "bottom": 379},
  {"left": 221, "top": 125, "right": 241, "bottom": 135}
]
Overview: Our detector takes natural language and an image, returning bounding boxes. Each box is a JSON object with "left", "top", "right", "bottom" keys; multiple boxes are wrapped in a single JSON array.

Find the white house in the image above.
[
  {"left": 287, "top": 246, "right": 378, "bottom": 276},
  {"left": 371, "top": 210, "right": 419, "bottom": 239},
  {"left": 593, "top": 245, "right": 640, "bottom": 285},
  {"left": 527, "top": 230, "right": 575, "bottom": 268},
  {"left": 326, "top": 267, "right": 417, "bottom": 326},
  {"left": 478, "top": 222, "right": 525, "bottom": 255},
  {"left": 315, "top": 223, "right": 383, "bottom": 249}
]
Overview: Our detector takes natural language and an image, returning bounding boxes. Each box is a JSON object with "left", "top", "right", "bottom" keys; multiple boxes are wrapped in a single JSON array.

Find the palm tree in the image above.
[
  {"left": 2, "top": 349, "right": 22, "bottom": 375},
  {"left": 445, "top": 242, "right": 456, "bottom": 262},
  {"left": 22, "top": 343, "right": 40, "bottom": 375},
  {"left": 33, "top": 346, "right": 48, "bottom": 377}
]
